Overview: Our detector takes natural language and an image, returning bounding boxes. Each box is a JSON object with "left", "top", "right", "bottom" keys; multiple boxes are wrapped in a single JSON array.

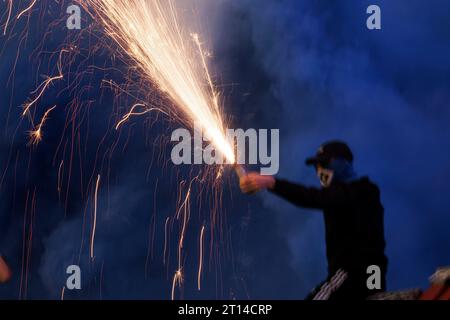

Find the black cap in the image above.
[{"left": 305, "top": 141, "right": 353, "bottom": 167}]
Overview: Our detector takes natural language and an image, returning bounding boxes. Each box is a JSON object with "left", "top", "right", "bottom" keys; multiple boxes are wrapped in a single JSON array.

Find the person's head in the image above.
[{"left": 305, "top": 141, "right": 356, "bottom": 187}]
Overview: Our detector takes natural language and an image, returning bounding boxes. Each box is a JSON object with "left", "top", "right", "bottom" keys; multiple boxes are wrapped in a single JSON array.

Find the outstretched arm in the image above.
[{"left": 240, "top": 173, "right": 349, "bottom": 210}]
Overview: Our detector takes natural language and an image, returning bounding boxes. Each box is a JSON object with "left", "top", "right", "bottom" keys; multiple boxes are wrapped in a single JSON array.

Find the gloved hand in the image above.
[{"left": 240, "top": 172, "right": 276, "bottom": 194}]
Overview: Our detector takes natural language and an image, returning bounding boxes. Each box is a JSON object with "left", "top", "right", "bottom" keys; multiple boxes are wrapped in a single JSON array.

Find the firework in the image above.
[
  {"left": 2, "top": 0, "right": 239, "bottom": 300},
  {"left": 83, "top": 0, "right": 236, "bottom": 164}
]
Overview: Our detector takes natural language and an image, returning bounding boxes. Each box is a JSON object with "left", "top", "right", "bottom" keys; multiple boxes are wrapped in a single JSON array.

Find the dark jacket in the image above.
[{"left": 270, "top": 177, "right": 388, "bottom": 276}]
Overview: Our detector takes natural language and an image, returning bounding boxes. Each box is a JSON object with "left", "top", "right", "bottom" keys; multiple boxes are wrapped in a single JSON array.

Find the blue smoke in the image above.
[
  {"left": 1, "top": 0, "right": 450, "bottom": 299},
  {"left": 212, "top": 0, "right": 450, "bottom": 293}
]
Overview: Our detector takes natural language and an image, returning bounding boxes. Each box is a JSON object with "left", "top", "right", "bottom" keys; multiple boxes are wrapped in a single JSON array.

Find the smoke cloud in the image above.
[{"left": 1, "top": 0, "right": 450, "bottom": 299}]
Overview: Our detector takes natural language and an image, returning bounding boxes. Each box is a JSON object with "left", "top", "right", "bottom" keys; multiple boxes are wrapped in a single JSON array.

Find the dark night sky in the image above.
[{"left": 1, "top": 0, "right": 450, "bottom": 299}]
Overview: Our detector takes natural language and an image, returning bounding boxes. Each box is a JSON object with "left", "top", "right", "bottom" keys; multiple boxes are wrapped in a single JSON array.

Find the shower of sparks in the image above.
[
  {"left": 198, "top": 224, "right": 205, "bottom": 291},
  {"left": 28, "top": 105, "right": 57, "bottom": 146},
  {"left": 90, "top": 174, "right": 101, "bottom": 260},
  {"left": 83, "top": 0, "right": 236, "bottom": 164},
  {"left": 2, "top": 0, "right": 237, "bottom": 299}
]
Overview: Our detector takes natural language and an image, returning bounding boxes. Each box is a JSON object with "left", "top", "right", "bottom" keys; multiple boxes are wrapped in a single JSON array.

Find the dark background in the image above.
[{"left": 0, "top": 0, "right": 449, "bottom": 299}]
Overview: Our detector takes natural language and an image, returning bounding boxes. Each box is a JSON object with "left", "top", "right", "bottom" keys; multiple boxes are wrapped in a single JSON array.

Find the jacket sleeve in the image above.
[{"left": 269, "top": 179, "right": 349, "bottom": 210}]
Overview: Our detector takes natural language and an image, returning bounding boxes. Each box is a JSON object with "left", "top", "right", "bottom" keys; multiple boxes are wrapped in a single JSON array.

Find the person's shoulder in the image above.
[
  {"left": 330, "top": 177, "right": 380, "bottom": 195},
  {"left": 352, "top": 176, "right": 380, "bottom": 194}
]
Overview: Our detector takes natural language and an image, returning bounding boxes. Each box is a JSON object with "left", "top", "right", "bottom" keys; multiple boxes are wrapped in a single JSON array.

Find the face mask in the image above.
[
  {"left": 327, "top": 158, "right": 357, "bottom": 183},
  {"left": 317, "top": 166, "right": 334, "bottom": 188}
]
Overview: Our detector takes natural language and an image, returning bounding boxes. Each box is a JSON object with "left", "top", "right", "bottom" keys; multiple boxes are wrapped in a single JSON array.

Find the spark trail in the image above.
[
  {"left": 17, "top": 0, "right": 38, "bottom": 20},
  {"left": 90, "top": 174, "right": 101, "bottom": 260},
  {"left": 28, "top": 105, "right": 57, "bottom": 146},
  {"left": 22, "top": 74, "right": 63, "bottom": 117},
  {"left": 115, "top": 104, "right": 168, "bottom": 130},
  {"left": 3, "top": 0, "right": 13, "bottom": 35},
  {"left": 198, "top": 224, "right": 205, "bottom": 291}
]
